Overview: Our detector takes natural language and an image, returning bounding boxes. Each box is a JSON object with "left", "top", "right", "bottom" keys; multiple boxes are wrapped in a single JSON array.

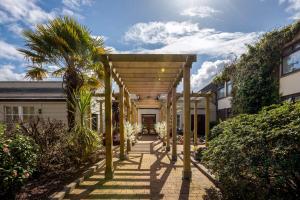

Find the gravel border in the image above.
[{"left": 49, "top": 159, "right": 105, "bottom": 200}]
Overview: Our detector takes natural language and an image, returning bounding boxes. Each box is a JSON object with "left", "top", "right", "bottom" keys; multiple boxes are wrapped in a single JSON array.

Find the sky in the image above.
[{"left": 0, "top": 0, "right": 299, "bottom": 92}]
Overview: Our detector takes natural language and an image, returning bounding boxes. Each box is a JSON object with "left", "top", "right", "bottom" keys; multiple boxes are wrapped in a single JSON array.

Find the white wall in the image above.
[
  {"left": 0, "top": 101, "right": 67, "bottom": 124},
  {"left": 218, "top": 97, "right": 232, "bottom": 110},
  {"left": 137, "top": 109, "right": 160, "bottom": 125},
  {"left": 280, "top": 71, "right": 300, "bottom": 97}
]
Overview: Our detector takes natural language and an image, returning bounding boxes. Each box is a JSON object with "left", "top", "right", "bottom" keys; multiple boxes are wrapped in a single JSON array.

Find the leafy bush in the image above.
[
  {"left": 0, "top": 126, "right": 38, "bottom": 198},
  {"left": 69, "top": 89, "right": 101, "bottom": 161},
  {"left": 195, "top": 147, "right": 207, "bottom": 162},
  {"left": 203, "top": 102, "right": 300, "bottom": 200},
  {"left": 16, "top": 118, "right": 74, "bottom": 173},
  {"left": 70, "top": 126, "right": 100, "bottom": 160}
]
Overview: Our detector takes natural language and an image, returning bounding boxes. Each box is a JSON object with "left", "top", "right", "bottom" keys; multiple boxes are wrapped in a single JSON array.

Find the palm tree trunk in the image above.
[{"left": 65, "top": 67, "right": 83, "bottom": 131}]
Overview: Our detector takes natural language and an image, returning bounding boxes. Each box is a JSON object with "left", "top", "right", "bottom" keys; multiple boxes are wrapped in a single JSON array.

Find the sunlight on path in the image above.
[{"left": 64, "top": 135, "right": 215, "bottom": 200}]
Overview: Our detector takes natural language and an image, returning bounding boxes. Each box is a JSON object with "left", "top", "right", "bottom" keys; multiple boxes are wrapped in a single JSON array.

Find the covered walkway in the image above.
[
  {"left": 64, "top": 135, "right": 216, "bottom": 200},
  {"left": 99, "top": 53, "right": 213, "bottom": 180}
]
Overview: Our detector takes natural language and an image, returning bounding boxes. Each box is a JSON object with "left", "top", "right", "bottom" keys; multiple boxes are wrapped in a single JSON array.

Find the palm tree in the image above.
[{"left": 19, "top": 16, "right": 106, "bottom": 130}]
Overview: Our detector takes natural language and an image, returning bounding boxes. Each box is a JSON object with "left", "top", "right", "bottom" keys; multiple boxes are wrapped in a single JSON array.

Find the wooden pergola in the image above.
[{"left": 99, "top": 54, "right": 197, "bottom": 180}]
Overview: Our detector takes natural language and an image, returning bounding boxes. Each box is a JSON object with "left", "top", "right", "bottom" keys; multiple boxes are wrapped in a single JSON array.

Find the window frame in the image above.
[
  {"left": 226, "top": 80, "right": 232, "bottom": 97},
  {"left": 3, "top": 106, "right": 36, "bottom": 123},
  {"left": 282, "top": 42, "right": 300, "bottom": 76},
  {"left": 217, "top": 86, "right": 226, "bottom": 99}
]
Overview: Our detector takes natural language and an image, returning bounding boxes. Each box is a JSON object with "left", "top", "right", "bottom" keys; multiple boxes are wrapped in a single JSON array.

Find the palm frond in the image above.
[
  {"left": 52, "top": 67, "right": 66, "bottom": 77},
  {"left": 25, "top": 67, "right": 48, "bottom": 80}
]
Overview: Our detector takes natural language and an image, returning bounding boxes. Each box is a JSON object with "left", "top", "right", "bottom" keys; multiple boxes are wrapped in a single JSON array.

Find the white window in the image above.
[
  {"left": 283, "top": 49, "right": 300, "bottom": 75},
  {"left": 226, "top": 81, "right": 232, "bottom": 96},
  {"left": 4, "top": 106, "right": 36, "bottom": 123},
  {"left": 4, "top": 106, "right": 20, "bottom": 123}
]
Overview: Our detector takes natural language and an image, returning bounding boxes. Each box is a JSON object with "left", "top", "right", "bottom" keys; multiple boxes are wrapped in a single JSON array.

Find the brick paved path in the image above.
[{"left": 64, "top": 135, "right": 216, "bottom": 200}]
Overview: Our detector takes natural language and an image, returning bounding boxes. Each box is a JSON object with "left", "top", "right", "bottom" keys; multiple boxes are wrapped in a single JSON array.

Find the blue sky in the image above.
[{"left": 0, "top": 0, "right": 299, "bottom": 91}]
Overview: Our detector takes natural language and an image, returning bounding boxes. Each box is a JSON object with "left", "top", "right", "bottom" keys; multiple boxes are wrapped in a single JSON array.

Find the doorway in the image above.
[
  {"left": 191, "top": 114, "right": 205, "bottom": 136},
  {"left": 142, "top": 114, "right": 156, "bottom": 134}
]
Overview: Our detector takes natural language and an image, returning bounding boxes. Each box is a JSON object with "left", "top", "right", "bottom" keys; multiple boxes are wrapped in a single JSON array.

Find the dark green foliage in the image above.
[
  {"left": 0, "top": 127, "right": 38, "bottom": 198},
  {"left": 195, "top": 147, "right": 207, "bottom": 162},
  {"left": 203, "top": 102, "right": 300, "bottom": 200}
]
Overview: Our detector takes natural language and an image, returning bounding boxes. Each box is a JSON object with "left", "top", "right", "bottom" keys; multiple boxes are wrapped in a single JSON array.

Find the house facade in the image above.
[
  {"left": 280, "top": 33, "right": 300, "bottom": 101},
  {"left": 0, "top": 81, "right": 68, "bottom": 124}
]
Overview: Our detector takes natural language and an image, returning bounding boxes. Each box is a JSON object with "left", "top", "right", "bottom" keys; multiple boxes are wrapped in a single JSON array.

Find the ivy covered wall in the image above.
[{"left": 214, "top": 22, "right": 300, "bottom": 114}]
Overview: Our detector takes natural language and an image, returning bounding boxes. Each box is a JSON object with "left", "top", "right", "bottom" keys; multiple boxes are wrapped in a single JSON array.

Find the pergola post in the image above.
[
  {"left": 171, "top": 87, "right": 177, "bottom": 161},
  {"left": 166, "top": 94, "right": 171, "bottom": 151},
  {"left": 99, "top": 101, "right": 103, "bottom": 134},
  {"left": 127, "top": 94, "right": 131, "bottom": 152},
  {"left": 194, "top": 101, "right": 198, "bottom": 146},
  {"left": 205, "top": 96, "right": 210, "bottom": 146},
  {"left": 183, "top": 63, "right": 192, "bottom": 180},
  {"left": 119, "top": 85, "right": 126, "bottom": 160},
  {"left": 104, "top": 61, "right": 113, "bottom": 180}
]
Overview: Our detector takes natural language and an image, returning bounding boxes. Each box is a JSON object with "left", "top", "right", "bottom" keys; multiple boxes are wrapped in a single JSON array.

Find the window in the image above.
[
  {"left": 92, "top": 114, "right": 98, "bottom": 131},
  {"left": 22, "top": 106, "right": 35, "bottom": 121},
  {"left": 217, "top": 87, "right": 225, "bottom": 99},
  {"left": 4, "top": 106, "right": 35, "bottom": 123},
  {"left": 283, "top": 48, "right": 300, "bottom": 75},
  {"left": 4, "top": 106, "right": 19, "bottom": 123},
  {"left": 226, "top": 81, "right": 232, "bottom": 96}
]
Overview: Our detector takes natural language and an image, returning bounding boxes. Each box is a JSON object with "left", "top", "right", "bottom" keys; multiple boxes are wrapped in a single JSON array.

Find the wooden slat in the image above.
[
  {"left": 122, "top": 77, "right": 174, "bottom": 82},
  {"left": 116, "top": 68, "right": 180, "bottom": 74},
  {"left": 108, "top": 54, "right": 197, "bottom": 62},
  {"left": 121, "top": 73, "right": 177, "bottom": 78}
]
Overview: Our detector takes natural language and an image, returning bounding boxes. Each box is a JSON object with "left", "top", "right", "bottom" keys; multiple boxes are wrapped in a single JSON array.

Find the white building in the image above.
[{"left": 0, "top": 81, "right": 68, "bottom": 124}]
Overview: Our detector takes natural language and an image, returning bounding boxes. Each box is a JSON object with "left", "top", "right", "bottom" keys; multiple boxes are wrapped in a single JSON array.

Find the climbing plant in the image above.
[{"left": 214, "top": 22, "right": 300, "bottom": 114}]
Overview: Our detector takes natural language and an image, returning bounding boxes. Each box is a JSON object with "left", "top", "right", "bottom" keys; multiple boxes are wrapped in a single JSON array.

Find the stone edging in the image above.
[
  {"left": 189, "top": 156, "right": 220, "bottom": 186},
  {"left": 49, "top": 159, "right": 105, "bottom": 200}
]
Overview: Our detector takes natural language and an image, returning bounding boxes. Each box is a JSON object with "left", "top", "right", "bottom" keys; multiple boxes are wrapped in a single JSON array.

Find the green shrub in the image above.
[
  {"left": 70, "top": 126, "right": 101, "bottom": 161},
  {"left": 203, "top": 102, "right": 300, "bottom": 200},
  {"left": 195, "top": 147, "right": 207, "bottom": 162},
  {"left": 17, "top": 118, "right": 74, "bottom": 173},
  {"left": 0, "top": 126, "right": 38, "bottom": 198}
]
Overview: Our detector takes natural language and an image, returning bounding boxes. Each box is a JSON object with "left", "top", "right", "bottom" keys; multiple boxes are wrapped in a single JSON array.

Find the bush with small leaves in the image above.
[
  {"left": 203, "top": 102, "right": 300, "bottom": 200},
  {"left": 0, "top": 126, "right": 38, "bottom": 199}
]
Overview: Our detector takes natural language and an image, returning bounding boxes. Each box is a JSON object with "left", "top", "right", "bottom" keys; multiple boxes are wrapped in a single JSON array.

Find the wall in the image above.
[
  {"left": 217, "top": 97, "right": 232, "bottom": 110},
  {"left": 0, "top": 101, "right": 68, "bottom": 124},
  {"left": 137, "top": 108, "right": 160, "bottom": 125},
  {"left": 280, "top": 71, "right": 300, "bottom": 97}
]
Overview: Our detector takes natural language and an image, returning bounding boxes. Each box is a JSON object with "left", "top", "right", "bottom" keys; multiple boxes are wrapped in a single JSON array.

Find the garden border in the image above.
[
  {"left": 189, "top": 156, "right": 220, "bottom": 186},
  {"left": 49, "top": 159, "right": 105, "bottom": 200}
]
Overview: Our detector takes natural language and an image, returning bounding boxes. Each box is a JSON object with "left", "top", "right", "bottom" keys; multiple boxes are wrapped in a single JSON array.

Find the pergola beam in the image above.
[{"left": 108, "top": 54, "right": 197, "bottom": 62}]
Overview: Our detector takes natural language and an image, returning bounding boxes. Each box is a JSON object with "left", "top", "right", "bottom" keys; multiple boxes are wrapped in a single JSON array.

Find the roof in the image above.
[
  {"left": 199, "top": 82, "right": 217, "bottom": 93},
  {"left": 107, "top": 54, "right": 197, "bottom": 108},
  {"left": 0, "top": 81, "right": 66, "bottom": 101}
]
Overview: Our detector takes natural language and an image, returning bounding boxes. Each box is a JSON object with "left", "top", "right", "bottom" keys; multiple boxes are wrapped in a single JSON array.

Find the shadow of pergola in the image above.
[{"left": 64, "top": 135, "right": 214, "bottom": 200}]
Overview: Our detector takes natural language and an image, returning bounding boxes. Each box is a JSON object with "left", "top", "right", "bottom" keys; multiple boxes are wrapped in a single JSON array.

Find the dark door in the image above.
[
  {"left": 191, "top": 114, "right": 205, "bottom": 136},
  {"left": 142, "top": 114, "right": 156, "bottom": 134}
]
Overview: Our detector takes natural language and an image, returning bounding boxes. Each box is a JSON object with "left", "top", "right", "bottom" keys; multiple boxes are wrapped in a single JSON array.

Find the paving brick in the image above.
[{"left": 64, "top": 135, "right": 216, "bottom": 200}]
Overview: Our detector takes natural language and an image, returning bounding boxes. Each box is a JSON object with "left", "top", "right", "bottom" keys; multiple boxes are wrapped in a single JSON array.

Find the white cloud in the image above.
[
  {"left": 0, "top": 0, "right": 56, "bottom": 26},
  {"left": 279, "top": 0, "right": 300, "bottom": 19},
  {"left": 0, "top": 40, "right": 23, "bottom": 60},
  {"left": 191, "top": 60, "right": 231, "bottom": 92},
  {"left": 180, "top": 6, "right": 220, "bottom": 18},
  {"left": 0, "top": 65, "right": 25, "bottom": 81},
  {"left": 124, "top": 21, "right": 200, "bottom": 44},
  {"left": 62, "top": 0, "right": 94, "bottom": 10},
  {"left": 7, "top": 24, "right": 24, "bottom": 35},
  {"left": 124, "top": 21, "right": 262, "bottom": 57}
]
